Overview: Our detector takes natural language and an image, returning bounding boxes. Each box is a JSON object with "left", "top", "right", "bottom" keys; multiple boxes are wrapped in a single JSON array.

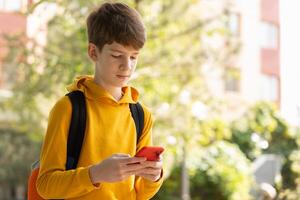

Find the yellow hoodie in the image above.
[{"left": 36, "top": 76, "right": 163, "bottom": 200}]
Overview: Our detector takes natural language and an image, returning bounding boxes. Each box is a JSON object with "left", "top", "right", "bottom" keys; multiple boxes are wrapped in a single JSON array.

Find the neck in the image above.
[{"left": 93, "top": 76, "right": 122, "bottom": 101}]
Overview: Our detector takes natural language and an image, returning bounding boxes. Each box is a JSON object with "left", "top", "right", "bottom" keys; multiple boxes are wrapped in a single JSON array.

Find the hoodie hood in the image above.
[{"left": 66, "top": 75, "right": 139, "bottom": 104}]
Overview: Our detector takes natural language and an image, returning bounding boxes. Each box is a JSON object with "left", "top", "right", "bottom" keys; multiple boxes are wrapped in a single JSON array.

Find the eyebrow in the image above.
[{"left": 110, "top": 48, "right": 139, "bottom": 55}]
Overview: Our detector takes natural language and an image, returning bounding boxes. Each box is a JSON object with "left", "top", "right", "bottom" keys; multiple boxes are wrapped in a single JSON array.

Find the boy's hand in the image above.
[
  {"left": 89, "top": 153, "right": 146, "bottom": 184},
  {"left": 135, "top": 157, "right": 163, "bottom": 182}
]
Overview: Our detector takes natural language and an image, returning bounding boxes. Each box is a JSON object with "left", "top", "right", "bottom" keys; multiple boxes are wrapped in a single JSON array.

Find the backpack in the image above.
[{"left": 27, "top": 90, "right": 144, "bottom": 200}]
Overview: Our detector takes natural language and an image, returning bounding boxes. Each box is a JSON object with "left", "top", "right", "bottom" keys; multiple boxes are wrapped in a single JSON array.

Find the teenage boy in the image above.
[{"left": 36, "top": 2, "right": 163, "bottom": 200}]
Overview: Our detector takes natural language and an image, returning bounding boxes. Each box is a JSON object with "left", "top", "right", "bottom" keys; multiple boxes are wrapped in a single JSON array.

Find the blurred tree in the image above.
[
  {"left": 230, "top": 101, "right": 300, "bottom": 199},
  {"left": 154, "top": 141, "right": 253, "bottom": 200},
  {"left": 0, "top": 124, "right": 41, "bottom": 199}
]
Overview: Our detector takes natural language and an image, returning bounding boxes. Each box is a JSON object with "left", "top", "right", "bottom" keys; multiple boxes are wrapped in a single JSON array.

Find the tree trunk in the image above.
[
  {"left": 181, "top": 146, "right": 190, "bottom": 200},
  {"left": 10, "top": 185, "right": 16, "bottom": 200}
]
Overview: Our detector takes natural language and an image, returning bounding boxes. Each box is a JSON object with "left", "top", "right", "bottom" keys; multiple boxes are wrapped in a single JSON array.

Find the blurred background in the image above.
[{"left": 0, "top": 0, "right": 300, "bottom": 199}]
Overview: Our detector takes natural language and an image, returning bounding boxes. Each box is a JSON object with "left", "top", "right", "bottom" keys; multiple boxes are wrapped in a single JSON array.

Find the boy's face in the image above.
[{"left": 89, "top": 42, "right": 140, "bottom": 89}]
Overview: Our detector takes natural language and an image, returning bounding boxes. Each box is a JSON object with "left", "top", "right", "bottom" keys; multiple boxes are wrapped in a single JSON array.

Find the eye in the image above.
[
  {"left": 130, "top": 56, "right": 137, "bottom": 60},
  {"left": 111, "top": 54, "right": 121, "bottom": 58}
]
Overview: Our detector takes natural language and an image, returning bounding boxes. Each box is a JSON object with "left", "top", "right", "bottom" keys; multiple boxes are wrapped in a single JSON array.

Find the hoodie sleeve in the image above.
[
  {"left": 134, "top": 104, "right": 164, "bottom": 200},
  {"left": 36, "top": 96, "right": 99, "bottom": 199}
]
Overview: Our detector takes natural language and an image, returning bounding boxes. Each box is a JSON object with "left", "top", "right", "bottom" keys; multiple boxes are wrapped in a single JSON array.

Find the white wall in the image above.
[
  {"left": 239, "top": 0, "right": 262, "bottom": 103},
  {"left": 280, "top": 0, "right": 300, "bottom": 126}
]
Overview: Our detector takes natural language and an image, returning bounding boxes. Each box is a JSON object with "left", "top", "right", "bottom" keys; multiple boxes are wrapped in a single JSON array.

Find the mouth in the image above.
[{"left": 116, "top": 75, "right": 130, "bottom": 80}]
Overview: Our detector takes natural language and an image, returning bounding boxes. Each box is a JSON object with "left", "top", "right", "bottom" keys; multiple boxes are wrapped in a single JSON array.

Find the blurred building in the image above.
[
  {"left": 231, "top": 0, "right": 280, "bottom": 113},
  {"left": 239, "top": 0, "right": 280, "bottom": 105},
  {"left": 0, "top": 0, "right": 32, "bottom": 98},
  {"left": 229, "top": 0, "right": 300, "bottom": 126},
  {"left": 201, "top": 0, "right": 299, "bottom": 124},
  {"left": 0, "top": 0, "right": 54, "bottom": 100}
]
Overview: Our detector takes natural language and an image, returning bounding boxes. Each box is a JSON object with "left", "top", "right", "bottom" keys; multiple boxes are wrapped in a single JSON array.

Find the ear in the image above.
[{"left": 88, "top": 43, "right": 98, "bottom": 61}]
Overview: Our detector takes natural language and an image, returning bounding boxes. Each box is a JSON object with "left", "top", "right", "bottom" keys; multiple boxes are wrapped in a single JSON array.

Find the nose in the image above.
[{"left": 120, "top": 57, "right": 134, "bottom": 71}]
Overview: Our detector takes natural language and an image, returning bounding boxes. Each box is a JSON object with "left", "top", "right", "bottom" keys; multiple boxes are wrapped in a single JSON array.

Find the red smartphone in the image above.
[{"left": 135, "top": 146, "right": 165, "bottom": 161}]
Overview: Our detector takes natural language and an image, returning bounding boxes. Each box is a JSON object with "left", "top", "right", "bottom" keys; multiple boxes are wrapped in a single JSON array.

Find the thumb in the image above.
[{"left": 112, "top": 153, "right": 131, "bottom": 158}]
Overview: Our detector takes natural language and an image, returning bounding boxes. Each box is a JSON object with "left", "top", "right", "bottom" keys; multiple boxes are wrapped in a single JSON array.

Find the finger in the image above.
[
  {"left": 120, "top": 156, "right": 147, "bottom": 164},
  {"left": 140, "top": 160, "right": 163, "bottom": 168},
  {"left": 158, "top": 154, "right": 163, "bottom": 161},
  {"left": 136, "top": 167, "right": 161, "bottom": 176},
  {"left": 123, "top": 169, "right": 143, "bottom": 177},
  {"left": 123, "top": 163, "right": 147, "bottom": 173},
  {"left": 133, "top": 168, "right": 162, "bottom": 176},
  {"left": 112, "top": 153, "right": 131, "bottom": 157}
]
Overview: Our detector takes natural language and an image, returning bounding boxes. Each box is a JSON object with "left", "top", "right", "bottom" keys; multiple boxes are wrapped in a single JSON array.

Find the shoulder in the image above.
[
  {"left": 138, "top": 102, "right": 154, "bottom": 122},
  {"left": 45, "top": 95, "right": 73, "bottom": 133},
  {"left": 49, "top": 95, "right": 72, "bottom": 116},
  {"left": 138, "top": 102, "right": 151, "bottom": 114}
]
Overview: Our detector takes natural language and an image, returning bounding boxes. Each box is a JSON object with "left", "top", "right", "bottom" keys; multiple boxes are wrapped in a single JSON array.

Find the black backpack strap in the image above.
[
  {"left": 129, "top": 102, "right": 144, "bottom": 144},
  {"left": 65, "top": 91, "right": 87, "bottom": 170}
]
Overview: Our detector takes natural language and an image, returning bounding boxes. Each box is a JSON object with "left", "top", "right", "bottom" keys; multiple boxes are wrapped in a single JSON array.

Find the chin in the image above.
[
  {"left": 121, "top": 82, "right": 129, "bottom": 87},
  {"left": 114, "top": 82, "right": 128, "bottom": 88}
]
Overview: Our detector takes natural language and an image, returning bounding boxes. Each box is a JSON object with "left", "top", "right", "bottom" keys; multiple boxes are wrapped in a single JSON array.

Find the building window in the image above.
[
  {"left": 0, "top": 0, "right": 23, "bottom": 12},
  {"left": 261, "top": 75, "right": 278, "bottom": 101},
  {"left": 224, "top": 67, "right": 240, "bottom": 92},
  {"left": 260, "top": 21, "right": 278, "bottom": 48}
]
